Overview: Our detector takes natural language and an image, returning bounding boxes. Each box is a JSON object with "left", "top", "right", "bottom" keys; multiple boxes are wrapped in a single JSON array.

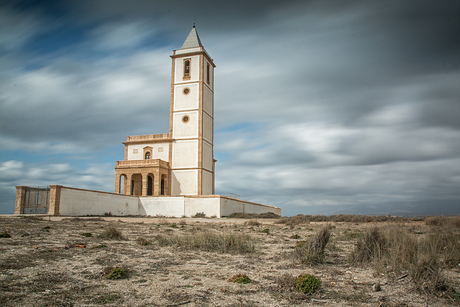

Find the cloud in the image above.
[
  {"left": 0, "top": 5, "right": 45, "bottom": 50},
  {"left": 0, "top": 159, "right": 114, "bottom": 214},
  {"left": 1, "top": 0, "right": 460, "bottom": 216}
]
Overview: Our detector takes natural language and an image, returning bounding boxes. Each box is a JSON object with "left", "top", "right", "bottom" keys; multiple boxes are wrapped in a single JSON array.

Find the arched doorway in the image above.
[{"left": 147, "top": 175, "right": 153, "bottom": 196}]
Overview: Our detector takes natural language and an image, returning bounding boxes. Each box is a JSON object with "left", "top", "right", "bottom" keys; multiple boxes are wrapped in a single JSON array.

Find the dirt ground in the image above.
[{"left": 0, "top": 215, "right": 459, "bottom": 307}]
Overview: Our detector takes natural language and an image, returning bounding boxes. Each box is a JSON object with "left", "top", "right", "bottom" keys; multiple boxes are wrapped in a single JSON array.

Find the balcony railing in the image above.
[
  {"left": 126, "top": 133, "right": 171, "bottom": 142},
  {"left": 116, "top": 159, "right": 169, "bottom": 168}
]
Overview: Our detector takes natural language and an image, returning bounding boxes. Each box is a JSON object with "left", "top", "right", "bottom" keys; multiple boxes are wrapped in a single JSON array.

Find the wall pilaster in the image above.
[
  {"left": 48, "top": 185, "right": 62, "bottom": 216},
  {"left": 14, "top": 186, "right": 27, "bottom": 214}
]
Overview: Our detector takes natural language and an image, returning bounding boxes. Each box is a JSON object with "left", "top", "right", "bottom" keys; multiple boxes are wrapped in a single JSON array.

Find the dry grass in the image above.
[
  {"left": 245, "top": 219, "right": 261, "bottom": 226},
  {"left": 275, "top": 273, "right": 296, "bottom": 291},
  {"left": 99, "top": 225, "right": 125, "bottom": 240},
  {"left": 155, "top": 230, "right": 256, "bottom": 254},
  {"left": 350, "top": 225, "right": 460, "bottom": 296},
  {"left": 293, "top": 227, "right": 330, "bottom": 264},
  {"left": 350, "top": 227, "right": 386, "bottom": 263},
  {"left": 425, "top": 215, "right": 460, "bottom": 228},
  {"left": 276, "top": 214, "right": 413, "bottom": 226},
  {"left": 1, "top": 215, "right": 459, "bottom": 306},
  {"left": 227, "top": 212, "right": 280, "bottom": 219}
]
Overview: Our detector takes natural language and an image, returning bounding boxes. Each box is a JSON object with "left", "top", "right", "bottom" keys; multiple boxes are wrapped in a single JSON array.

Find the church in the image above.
[
  {"left": 14, "top": 27, "right": 281, "bottom": 218},
  {"left": 115, "top": 26, "right": 216, "bottom": 198}
]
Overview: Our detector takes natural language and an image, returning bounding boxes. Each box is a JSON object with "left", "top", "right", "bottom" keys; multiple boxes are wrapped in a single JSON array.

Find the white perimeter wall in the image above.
[
  {"left": 54, "top": 186, "right": 281, "bottom": 217},
  {"left": 140, "top": 197, "right": 186, "bottom": 217},
  {"left": 59, "top": 188, "right": 140, "bottom": 216},
  {"left": 219, "top": 198, "right": 281, "bottom": 217}
]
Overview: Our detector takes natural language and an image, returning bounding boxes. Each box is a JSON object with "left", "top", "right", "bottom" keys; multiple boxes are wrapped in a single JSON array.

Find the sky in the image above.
[{"left": 1, "top": 0, "right": 460, "bottom": 216}]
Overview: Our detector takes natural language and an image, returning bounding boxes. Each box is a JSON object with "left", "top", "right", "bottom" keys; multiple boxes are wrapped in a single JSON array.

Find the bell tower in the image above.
[{"left": 169, "top": 26, "right": 216, "bottom": 195}]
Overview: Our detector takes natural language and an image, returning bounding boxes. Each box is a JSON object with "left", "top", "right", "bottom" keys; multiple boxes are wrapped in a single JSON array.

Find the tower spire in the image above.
[{"left": 180, "top": 26, "right": 202, "bottom": 49}]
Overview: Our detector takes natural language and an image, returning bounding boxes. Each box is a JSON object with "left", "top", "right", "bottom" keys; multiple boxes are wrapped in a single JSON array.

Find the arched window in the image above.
[
  {"left": 183, "top": 59, "right": 190, "bottom": 80},
  {"left": 145, "top": 152, "right": 151, "bottom": 160}
]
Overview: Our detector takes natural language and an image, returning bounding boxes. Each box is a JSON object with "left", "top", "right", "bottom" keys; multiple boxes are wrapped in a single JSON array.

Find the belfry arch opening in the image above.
[{"left": 183, "top": 59, "right": 191, "bottom": 80}]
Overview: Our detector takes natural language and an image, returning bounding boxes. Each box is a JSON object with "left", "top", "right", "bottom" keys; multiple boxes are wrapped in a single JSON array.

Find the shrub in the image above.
[
  {"left": 425, "top": 216, "right": 446, "bottom": 226},
  {"left": 293, "top": 227, "right": 330, "bottom": 264},
  {"left": 295, "top": 274, "right": 321, "bottom": 293},
  {"left": 91, "top": 244, "right": 107, "bottom": 249},
  {"left": 96, "top": 293, "right": 120, "bottom": 304},
  {"left": 350, "top": 225, "right": 459, "bottom": 297},
  {"left": 105, "top": 267, "right": 128, "bottom": 280},
  {"left": 137, "top": 238, "right": 150, "bottom": 245},
  {"left": 350, "top": 227, "right": 386, "bottom": 263},
  {"left": 99, "top": 226, "right": 125, "bottom": 240},
  {"left": 245, "top": 219, "right": 261, "bottom": 226},
  {"left": 228, "top": 274, "right": 251, "bottom": 284},
  {"left": 80, "top": 232, "right": 92, "bottom": 237},
  {"left": 290, "top": 234, "right": 300, "bottom": 239},
  {"left": 192, "top": 212, "right": 206, "bottom": 218},
  {"left": 228, "top": 212, "right": 280, "bottom": 219},
  {"left": 425, "top": 215, "right": 460, "bottom": 228},
  {"left": 0, "top": 232, "right": 11, "bottom": 238},
  {"left": 261, "top": 228, "right": 270, "bottom": 234},
  {"left": 155, "top": 231, "right": 256, "bottom": 254},
  {"left": 276, "top": 274, "right": 296, "bottom": 291}
]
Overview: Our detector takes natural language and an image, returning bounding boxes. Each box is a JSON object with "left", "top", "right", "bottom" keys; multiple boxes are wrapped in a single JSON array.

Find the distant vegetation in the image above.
[{"left": 275, "top": 214, "right": 460, "bottom": 226}]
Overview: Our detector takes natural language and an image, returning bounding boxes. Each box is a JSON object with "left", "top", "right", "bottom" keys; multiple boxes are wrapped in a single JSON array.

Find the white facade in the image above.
[{"left": 127, "top": 143, "right": 170, "bottom": 161}]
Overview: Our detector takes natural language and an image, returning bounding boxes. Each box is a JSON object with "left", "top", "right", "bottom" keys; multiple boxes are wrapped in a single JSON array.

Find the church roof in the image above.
[{"left": 180, "top": 26, "right": 203, "bottom": 49}]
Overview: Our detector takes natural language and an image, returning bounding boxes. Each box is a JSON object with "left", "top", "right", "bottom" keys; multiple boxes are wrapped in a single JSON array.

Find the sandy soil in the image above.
[{"left": 0, "top": 215, "right": 459, "bottom": 306}]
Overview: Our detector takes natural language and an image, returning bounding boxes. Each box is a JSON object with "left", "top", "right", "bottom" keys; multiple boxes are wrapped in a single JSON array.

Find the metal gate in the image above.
[{"left": 24, "top": 186, "right": 50, "bottom": 214}]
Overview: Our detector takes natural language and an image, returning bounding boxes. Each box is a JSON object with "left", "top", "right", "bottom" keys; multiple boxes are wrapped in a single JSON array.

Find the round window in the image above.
[
  {"left": 182, "top": 115, "right": 190, "bottom": 123},
  {"left": 183, "top": 87, "right": 190, "bottom": 95}
]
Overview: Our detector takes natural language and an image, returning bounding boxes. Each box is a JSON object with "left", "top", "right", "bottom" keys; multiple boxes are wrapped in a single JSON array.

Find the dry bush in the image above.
[
  {"left": 275, "top": 274, "right": 296, "bottom": 291},
  {"left": 425, "top": 216, "right": 446, "bottom": 226},
  {"left": 425, "top": 215, "right": 460, "bottom": 228},
  {"left": 228, "top": 212, "right": 280, "bottom": 219},
  {"left": 228, "top": 274, "right": 251, "bottom": 284},
  {"left": 275, "top": 214, "right": 411, "bottom": 225},
  {"left": 293, "top": 227, "right": 330, "bottom": 264},
  {"left": 192, "top": 212, "right": 206, "bottom": 218},
  {"left": 274, "top": 215, "right": 310, "bottom": 228},
  {"left": 99, "top": 226, "right": 125, "bottom": 240},
  {"left": 350, "top": 225, "right": 459, "bottom": 296},
  {"left": 155, "top": 231, "right": 256, "bottom": 254},
  {"left": 350, "top": 227, "right": 386, "bottom": 263},
  {"left": 245, "top": 219, "right": 261, "bottom": 226}
]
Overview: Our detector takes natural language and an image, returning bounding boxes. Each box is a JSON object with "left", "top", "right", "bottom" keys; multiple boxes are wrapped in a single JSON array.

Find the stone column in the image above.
[
  {"left": 48, "top": 185, "right": 63, "bottom": 216},
  {"left": 115, "top": 172, "right": 120, "bottom": 194},
  {"left": 154, "top": 170, "right": 160, "bottom": 196},
  {"left": 127, "top": 174, "right": 132, "bottom": 196},
  {"left": 141, "top": 173, "right": 147, "bottom": 196},
  {"left": 14, "top": 186, "right": 27, "bottom": 214}
]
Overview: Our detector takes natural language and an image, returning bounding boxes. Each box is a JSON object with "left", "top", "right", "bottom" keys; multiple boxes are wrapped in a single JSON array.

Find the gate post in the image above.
[
  {"left": 48, "top": 185, "right": 63, "bottom": 216},
  {"left": 14, "top": 186, "right": 27, "bottom": 214}
]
